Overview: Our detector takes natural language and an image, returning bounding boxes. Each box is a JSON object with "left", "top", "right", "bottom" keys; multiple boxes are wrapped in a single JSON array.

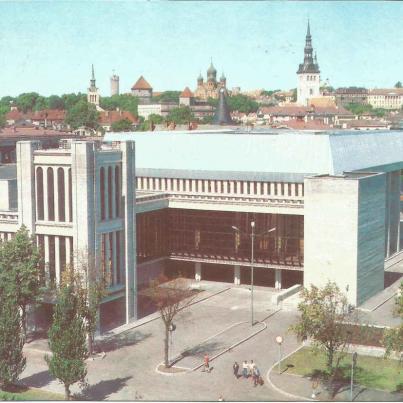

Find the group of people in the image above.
[{"left": 232, "top": 360, "right": 263, "bottom": 386}]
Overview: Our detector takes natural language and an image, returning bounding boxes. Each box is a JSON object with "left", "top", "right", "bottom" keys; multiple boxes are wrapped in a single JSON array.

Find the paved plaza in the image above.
[{"left": 22, "top": 284, "right": 302, "bottom": 401}]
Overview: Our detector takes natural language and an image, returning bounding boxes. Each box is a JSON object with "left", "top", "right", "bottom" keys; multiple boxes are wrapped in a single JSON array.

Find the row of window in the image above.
[
  {"left": 100, "top": 231, "right": 123, "bottom": 286},
  {"left": 100, "top": 166, "right": 122, "bottom": 221},
  {"left": 137, "top": 177, "right": 304, "bottom": 197},
  {"left": 36, "top": 167, "right": 72, "bottom": 222}
]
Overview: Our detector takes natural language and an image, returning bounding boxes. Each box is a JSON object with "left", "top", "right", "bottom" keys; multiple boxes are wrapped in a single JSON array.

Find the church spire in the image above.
[
  {"left": 297, "top": 20, "right": 320, "bottom": 74},
  {"left": 90, "top": 64, "right": 96, "bottom": 89},
  {"left": 307, "top": 19, "right": 311, "bottom": 37}
]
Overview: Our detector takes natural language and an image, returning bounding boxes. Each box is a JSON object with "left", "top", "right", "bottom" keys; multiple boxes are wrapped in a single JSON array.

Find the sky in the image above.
[{"left": 0, "top": 1, "right": 402, "bottom": 97}]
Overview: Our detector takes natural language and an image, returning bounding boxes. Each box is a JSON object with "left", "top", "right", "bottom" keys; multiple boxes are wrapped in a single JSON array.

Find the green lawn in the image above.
[
  {"left": 281, "top": 347, "right": 403, "bottom": 393},
  {"left": 0, "top": 385, "right": 63, "bottom": 401}
]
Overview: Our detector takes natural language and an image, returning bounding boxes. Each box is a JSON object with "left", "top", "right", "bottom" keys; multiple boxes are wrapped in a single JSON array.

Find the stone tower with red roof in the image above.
[{"left": 131, "top": 76, "right": 153, "bottom": 104}]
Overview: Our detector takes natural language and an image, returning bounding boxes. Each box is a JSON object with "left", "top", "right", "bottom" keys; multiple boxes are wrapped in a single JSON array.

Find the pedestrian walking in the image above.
[
  {"left": 233, "top": 361, "right": 239, "bottom": 378},
  {"left": 248, "top": 360, "right": 255, "bottom": 378},
  {"left": 253, "top": 366, "right": 260, "bottom": 387},
  {"left": 204, "top": 354, "right": 210, "bottom": 373},
  {"left": 242, "top": 360, "right": 248, "bottom": 378}
]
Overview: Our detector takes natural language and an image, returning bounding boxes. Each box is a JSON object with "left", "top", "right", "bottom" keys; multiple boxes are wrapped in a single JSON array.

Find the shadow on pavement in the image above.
[
  {"left": 78, "top": 376, "right": 132, "bottom": 400},
  {"left": 97, "top": 331, "right": 152, "bottom": 353},
  {"left": 20, "top": 369, "right": 54, "bottom": 388},
  {"left": 182, "top": 341, "right": 223, "bottom": 357}
]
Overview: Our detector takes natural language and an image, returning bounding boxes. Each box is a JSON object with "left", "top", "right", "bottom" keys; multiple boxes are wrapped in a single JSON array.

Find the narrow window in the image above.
[
  {"left": 68, "top": 169, "right": 72, "bottom": 222},
  {"left": 36, "top": 167, "right": 44, "bottom": 220},
  {"left": 115, "top": 166, "right": 120, "bottom": 218},
  {"left": 108, "top": 167, "right": 113, "bottom": 219},
  {"left": 47, "top": 168, "right": 55, "bottom": 221},
  {"left": 57, "top": 168, "right": 65, "bottom": 222},
  {"left": 100, "top": 167, "right": 105, "bottom": 220}
]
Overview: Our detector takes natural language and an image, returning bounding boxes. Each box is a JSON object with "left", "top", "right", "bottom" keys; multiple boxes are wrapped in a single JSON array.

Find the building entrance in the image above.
[{"left": 201, "top": 263, "right": 234, "bottom": 283}]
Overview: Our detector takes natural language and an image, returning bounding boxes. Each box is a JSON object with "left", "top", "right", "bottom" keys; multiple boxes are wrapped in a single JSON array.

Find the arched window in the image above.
[
  {"left": 36, "top": 167, "right": 44, "bottom": 220},
  {"left": 47, "top": 168, "right": 55, "bottom": 221},
  {"left": 57, "top": 168, "right": 65, "bottom": 222},
  {"left": 108, "top": 167, "right": 113, "bottom": 219},
  {"left": 100, "top": 167, "right": 105, "bottom": 220},
  {"left": 115, "top": 166, "right": 120, "bottom": 218}
]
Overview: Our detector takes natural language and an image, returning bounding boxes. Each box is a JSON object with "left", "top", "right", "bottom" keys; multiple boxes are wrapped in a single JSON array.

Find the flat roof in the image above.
[{"left": 105, "top": 129, "right": 403, "bottom": 180}]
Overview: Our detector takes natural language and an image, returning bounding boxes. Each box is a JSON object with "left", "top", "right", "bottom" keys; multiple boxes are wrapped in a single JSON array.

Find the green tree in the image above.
[
  {"left": 111, "top": 118, "right": 134, "bottom": 132},
  {"left": 151, "top": 91, "right": 181, "bottom": 104},
  {"left": 148, "top": 113, "right": 164, "bottom": 125},
  {"left": 0, "top": 114, "right": 5, "bottom": 129},
  {"left": 34, "top": 96, "right": 49, "bottom": 112},
  {"left": 0, "top": 226, "right": 42, "bottom": 337},
  {"left": 344, "top": 102, "right": 376, "bottom": 115},
  {"left": 166, "top": 106, "right": 194, "bottom": 124},
  {"left": 60, "top": 259, "right": 107, "bottom": 356},
  {"left": 46, "top": 283, "right": 87, "bottom": 400},
  {"left": 61, "top": 93, "right": 87, "bottom": 111},
  {"left": 382, "top": 281, "right": 403, "bottom": 357},
  {"left": 292, "top": 88, "right": 297, "bottom": 102},
  {"left": 261, "top": 89, "right": 281, "bottom": 97},
  {"left": 0, "top": 292, "right": 26, "bottom": 390},
  {"left": 16, "top": 92, "right": 40, "bottom": 113},
  {"left": 48, "top": 95, "right": 65, "bottom": 110},
  {"left": 65, "top": 100, "right": 99, "bottom": 130},
  {"left": 395, "top": 81, "right": 402, "bottom": 89},
  {"left": 100, "top": 94, "right": 139, "bottom": 117},
  {"left": 290, "top": 281, "right": 353, "bottom": 377},
  {"left": 227, "top": 94, "right": 259, "bottom": 114}
]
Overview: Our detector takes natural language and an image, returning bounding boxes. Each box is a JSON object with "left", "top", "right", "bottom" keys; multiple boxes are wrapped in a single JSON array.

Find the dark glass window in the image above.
[
  {"left": 47, "top": 168, "right": 55, "bottom": 221},
  {"left": 36, "top": 167, "right": 44, "bottom": 220},
  {"left": 57, "top": 168, "right": 65, "bottom": 222}
]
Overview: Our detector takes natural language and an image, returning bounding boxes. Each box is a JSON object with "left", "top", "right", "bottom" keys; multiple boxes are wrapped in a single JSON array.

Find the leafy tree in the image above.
[
  {"left": 111, "top": 118, "right": 134, "bottom": 132},
  {"left": 227, "top": 94, "right": 259, "bottom": 114},
  {"left": 0, "top": 114, "right": 5, "bottom": 129},
  {"left": 61, "top": 93, "right": 87, "bottom": 111},
  {"left": 0, "top": 226, "right": 42, "bottom": 337},
  {"left": 166, "top": 106, "right": 194, "bottom": 125},
  {"left": 261, "top": 89, "right": 281, "bottom": 97},
  {"left": 151, "top": 91, "right": 181, "bottom": 104},
  {"left": 65, "top": 100, "right": 99, "bottom": 130},
  {"left": 395, "top": 81, "right": 402, "bottom": 89},
  {"left": 0, "top": 292, "right": 26, "bottom": 390},
  {"left": 48, "top": 95, "right": 65, "bottom": 110},
  {"left": 344, "top": 102, "right": 374, "bottom": 115},
  {"left": 382, "top": 281, "right": 403, "bottom": 358},
  {"left": 292, "top": 88, "right": 297, "bottom": 102},
  {"left": 142, "top": 275, "right": 196, "bottom": 367},
  {"left": 46, "top": 283, "right": 87, "bottom": 400},
  {"left": 290, "top": 281, "right": 353, "bottom": 376},
  {"left": 148, "top": 113, "right": 164, "bottom": 125},
  {"left": 200, "top": 115, "right": 213, "bottom": 124},
  {"left": 100, "top": 94, "right": 139, "bottom": 117},
  {"left": 60, "top": 261, "right": 107, "bottom": 356},
  {"left": 33, "top": 96, "right": 49, "bottom": 112},
  {"left": 16, "top": 92, "right": 40, "bottom": 113}
]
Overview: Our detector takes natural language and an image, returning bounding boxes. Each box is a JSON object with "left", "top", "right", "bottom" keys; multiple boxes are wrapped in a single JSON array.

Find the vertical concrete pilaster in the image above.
[
  {"left": 234, "top": 265, "right": 241, "bottom": 285},
  {"left": 195, "top": 262, "right": 202, "bottom": 282},
  {"left": 275, "top": 269, "right": 282, "bottom": 290}
]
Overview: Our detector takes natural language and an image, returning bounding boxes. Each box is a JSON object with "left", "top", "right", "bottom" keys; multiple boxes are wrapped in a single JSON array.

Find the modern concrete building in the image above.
[{"left": 1, "top": 129, "right": 403, "bottom": 330}]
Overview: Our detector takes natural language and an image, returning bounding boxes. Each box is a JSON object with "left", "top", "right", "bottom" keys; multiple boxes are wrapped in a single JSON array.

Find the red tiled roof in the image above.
[
  {"left": 6, "top": 109, "right": 25, "bottom": 120},
  {"left": 30, "top": 109, "right": 66, "bottom": 121},
  {"left": 131, "top": 76, "right": 152, "bottom": 90},
  {"left": 98, "top": 110, "right": 138, "bottom": 125},
  {"left": 180, "top": 87, "right": 194, "bottom": 98},
  {"left": 0, "top": 127, "right": 70, "bottom": 137},
  {"left": 259, "top": 105, "right": 352, "bottom": 116},
  {"left": 274, "top": 120, "right": 331, "bottom": 130},
  {"left": 369, "top": 88, "right": 403, "bottom": 96}
]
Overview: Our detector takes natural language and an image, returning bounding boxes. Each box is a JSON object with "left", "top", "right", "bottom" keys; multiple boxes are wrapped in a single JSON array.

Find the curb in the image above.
[
  {"left": 154, "top": 362, "right": 190, "bottom": 377},
  {"left": 265, "top": 343, "right": 315, "bottom": 402}
]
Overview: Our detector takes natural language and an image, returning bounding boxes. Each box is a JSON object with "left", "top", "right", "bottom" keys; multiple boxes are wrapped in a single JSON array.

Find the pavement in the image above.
[
  {"left": 22, "top": 283, "right": 301, "bottom": 401},
  {"left": 21, "top": 280, "right": 402, "bottom": 401}
]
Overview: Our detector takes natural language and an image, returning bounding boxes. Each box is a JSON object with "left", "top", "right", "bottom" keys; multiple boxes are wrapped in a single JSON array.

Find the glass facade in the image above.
[{"left": 136, "top": 209, "right": 304, "bottom": 267}]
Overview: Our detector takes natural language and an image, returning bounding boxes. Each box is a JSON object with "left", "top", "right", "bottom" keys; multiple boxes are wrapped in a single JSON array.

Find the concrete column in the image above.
[
  {"left": 234, "top": 265, "right": 241, "bottom": 285},
  {"left": 173, "top": 179, "right": 178, "bottom": 192},
  {"left": 223, "top": 181, "right": 228, "bottom": 194},
  {"left": 250, "top": 182, "right": 255, "bottom": 195},
  {"left": 44, "top": 235, "right": 50, "bottom": 285},
  {"left": 284, "top": 183, "right": 289, "bottom": 196},
  {"left": 204, "top": 180, "right": 208, "bottom": 193},
  {"left": 191, "top": 179, "right": 196, "bottom": 192},
  {"left": 195, "top": 262, "right": 202, "bottom": 281},
  {"left": 111, "top": 167, "right": 116, "bottom": 219},
  {"left": 43, "top": 167, "right": 49, "bottom": 221},
  {"left": 270, "top": 183, "right": 276, "bottom": 195},
  {"left": 185, "top": 179, "right": 190, "bottom": 192},
  {"left": 121, "top": 141, "right": 136, "bottom": 323},
  {"left": 230, "top": 181, "right": 235, "bottom": 194},
  {"left": 211, "top": 180, "right": 215, "bottom": 193},
  {"left": 263, "top": 182, "right": 268, "bottom": 195},
  {"left": 54, "top": 168, "right": 59, "bottom": 222},
  {"left": 16, "top": 141, "right": 40, "bottom": 233},
  {"left": 217, "top": 180, "right": 222, "bottom": 194},
  {"left": 113, "top": 232, "right": 118, "bottom": 285},
  {"left": 64, "top": 167, "right": 70, "bottom": 222},
  {"left": 290, "top": 183, "right": 296, "bottom": 197},
  {"left": 256, "top": 182, "right": 261, "bottom": 195},
  {"left": 275, "top": 269, "right": 282, "bottom": 290},
  {"left": 55, "top": 236, "right": 61, "bottom": 284}
]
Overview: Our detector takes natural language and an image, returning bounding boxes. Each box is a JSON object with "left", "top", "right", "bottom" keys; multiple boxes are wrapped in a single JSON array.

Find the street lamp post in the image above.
[
  {"left": 276, "top": 335, "right": 283, "bottom": 374},
  {"left": 350, "top": 352, "right": 358, "bottom": 401},
  {"left": 232, "top": 222, "right": 276, "bottom": 327}
]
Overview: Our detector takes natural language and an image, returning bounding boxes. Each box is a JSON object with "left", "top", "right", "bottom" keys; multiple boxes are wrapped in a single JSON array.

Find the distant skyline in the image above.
[{"left": 1, "top": 1, "right": 402, "bottom": 97}]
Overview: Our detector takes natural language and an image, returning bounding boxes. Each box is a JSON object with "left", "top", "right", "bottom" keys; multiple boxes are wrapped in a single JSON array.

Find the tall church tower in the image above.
[
  {"left": 87, "top": 64, "right": 100, "bottom": 106},
  {"left": 297, "top": 21, "right": 320, "bottom": 106}
]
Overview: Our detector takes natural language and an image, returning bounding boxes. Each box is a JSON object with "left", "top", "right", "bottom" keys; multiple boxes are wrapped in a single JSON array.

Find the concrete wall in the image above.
[
  {"left": 304, "top": 173, "right": 386, "bottom": 306},
  {"left": 356, "top": 174, "right": 386, "bottom": 305}
]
